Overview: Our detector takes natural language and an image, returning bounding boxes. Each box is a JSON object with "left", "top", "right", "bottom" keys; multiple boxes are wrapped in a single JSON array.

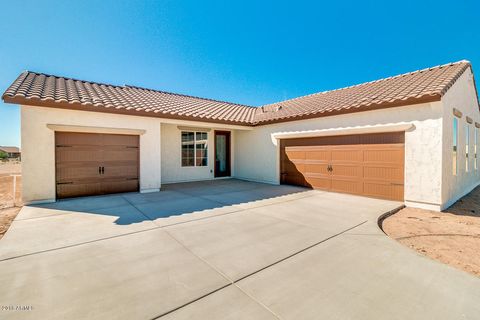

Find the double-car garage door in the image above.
[
  {"left": 280, "top": 132, "right": 404, "bottom": 201},
  {"left": 55, "top": 132, "right": 139, "bottom": 198}
]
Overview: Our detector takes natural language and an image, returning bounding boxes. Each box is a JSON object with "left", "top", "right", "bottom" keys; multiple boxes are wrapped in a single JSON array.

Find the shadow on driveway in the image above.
[{"left": 31, "top": 179, "right": 309, "bottom": 225}]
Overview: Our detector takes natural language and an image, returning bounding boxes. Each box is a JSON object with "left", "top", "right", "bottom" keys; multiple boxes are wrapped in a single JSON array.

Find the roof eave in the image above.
[
  {"left": 252, "top": 94, "right": 442, "bottom": 126},
  {"left": 2, "top": 95, "right": 256, "bottom": 127}
]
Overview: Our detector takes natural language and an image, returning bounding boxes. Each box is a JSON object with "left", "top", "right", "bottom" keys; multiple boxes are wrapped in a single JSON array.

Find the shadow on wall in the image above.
[
  {"left": 32, "top": 179, "right": 309, "bottom": 225},
  {"left": 442, "top": 185, "right": 480, "bottom": 217}
]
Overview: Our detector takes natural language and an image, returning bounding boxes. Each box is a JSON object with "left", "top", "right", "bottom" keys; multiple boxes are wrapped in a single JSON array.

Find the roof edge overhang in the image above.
[
  {"left": 3, "top": 95, "right": 256, "bottom": 128},
  {"left": 4, "top": 93, "right": 443, "bottom": 128},
  {"left": 252, "top": 94, "right": 442, "bottom": 126}
]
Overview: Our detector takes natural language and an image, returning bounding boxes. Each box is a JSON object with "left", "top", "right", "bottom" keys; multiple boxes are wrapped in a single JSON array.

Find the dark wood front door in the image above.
[
  {"left": 55, "top": 132, "right": 139, "bottom": 198},
  {"left": 280, "top": 132, "right": 405, "bottom": 201},
  {"left": 214, "top": 131, "right": 231, "bottom": 177}
]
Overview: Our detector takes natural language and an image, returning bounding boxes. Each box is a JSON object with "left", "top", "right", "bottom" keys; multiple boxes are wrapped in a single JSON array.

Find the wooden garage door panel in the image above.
[
  {"left": 305, "top": 163, "right": 329, "bottom": 175},
  {"left": 55, "top": 147, "right": 103, "bottom": 163},
  {"left": 102, "top": 134, "right": 139, "bottom": 146},
  {"left": 280, "top": 132, "right": 404, "bottom": 201},
  {"left": 56, "top": 132, "right": 103, "bottom": 146},
  {"left": 56, "top": 182, "right": 102, "bottom": 199},
  {"left": 363, "top": 148, "right": 403, "bottom": 163},
  {"left": 330, "top": 148, "right": 362, "bottom": 162},
  {"left": 331, "top": 164, "right": 363, "bottom": 178},
  {"left": 364, "top": 165, "right": 404, "bottom": 182},
  {"left": 363, "top": 182, "right": 404, "bottom": 201},
  {"left": 305, "top": 150, "right": 330, "bottom": 161},
  {"left": 284, "top": 149, "right": 305, "bottom": 160},
  {"left": 331, "top": 178, "right": 362, "bottom": 195},
  {"left": 102, "top": 163, "right": 139, "bottom": 179},
  {"left": 283, "top": 160, "right": 304, "bottom": 171},
  {"left": 55, "top": 132, "right": 139, "bottom": 198},
  {"left": 103, "top": 149, "right": 139, "bottom": 162},
  {"left": 305, "top": 175, "right": 331, "bottom": 190},
  {"left": 56, "top": 164, "right": 102, "bottom": 183},
  {"left": 101, "top": 179, "right": 139, "bottom": 194}
]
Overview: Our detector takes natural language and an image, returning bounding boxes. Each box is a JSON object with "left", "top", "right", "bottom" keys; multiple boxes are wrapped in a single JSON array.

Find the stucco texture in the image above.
[
  {"left": 234, "top": 102, "right": 445, "bottom": 209},
  {"left": 19, "top": 67, "right": 480, "bottom": 210},
  {"left": 20, "top": 106, "right": 246, "bottom": 203},
  {"left": 440, "top": 68, "right": 480, "bottom": 209},
  {"left": 160, "top": 124, "right": 235, "bottom": 184},
  {"left": 20, "top": 106, "right": 162, "bottom": 203}
]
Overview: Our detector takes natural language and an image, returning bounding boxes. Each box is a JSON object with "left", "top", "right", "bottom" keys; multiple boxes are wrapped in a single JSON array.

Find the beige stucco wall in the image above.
[
  {"left": 21, "top": 105, "right": 247, "bottom": 203},
  {"left": 234, "top": 102, "right": 445, "bottom": 209},
  {"left": 160, "top": 123, "right": 236, "bottom": 183},
  {"left": 21, "top": 106, "right": 162, "bottom": 203},
  {"left": 440, "top": 68, "right": 480, "bottom": 209},
  {"left": 20, "top": 70, "right": 479, "bottom": 210}
]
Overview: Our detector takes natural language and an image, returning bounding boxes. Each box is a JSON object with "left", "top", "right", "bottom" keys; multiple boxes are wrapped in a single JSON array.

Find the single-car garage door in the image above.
[
  {"left": 280, "top": 132, "right": 404, "bottom": 201},
  {"left": 55, "top": 132, "right": 139, "bottom": 199}
]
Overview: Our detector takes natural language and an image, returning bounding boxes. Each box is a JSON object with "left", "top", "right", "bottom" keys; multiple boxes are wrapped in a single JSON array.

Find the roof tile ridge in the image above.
[
  {"left": 20, "top": 71, "right": 124, "bottom": 89},
  {"left": 439, "top": 62, "right": 471, "bottom": 96},
  {"left": 1, "top": 71, "right": 30, "bottom": 100},
  {"left": 124, "top": 84, "right": 255, "bottom": 108},
  {"left": 260, "top": 60, "right": 471, "bottom": 107},
  {"left": 15, "top": 71, "right": 256, "bottom": 110}
]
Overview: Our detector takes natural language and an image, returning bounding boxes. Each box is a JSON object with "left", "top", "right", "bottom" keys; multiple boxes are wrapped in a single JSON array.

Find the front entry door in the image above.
[{"left": 214, "top": 131, "right": 231, "bottom": 177}]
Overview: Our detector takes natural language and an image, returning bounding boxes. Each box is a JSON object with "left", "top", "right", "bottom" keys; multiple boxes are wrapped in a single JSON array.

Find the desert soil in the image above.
[
  {"left": 0, "top": 207, "right": 21, "bottom": 239},
  {"left": 383, "top": 187, "right": 480, "bottom": 277},
  {"left": 0, "top": 162, "right": 21, "bottom": 176},
  {"left": 0, "top": 175, "right": 22, "bottom": 209},
  {"left": 0, "top": 162, "right": 22, "bottom": 239}
]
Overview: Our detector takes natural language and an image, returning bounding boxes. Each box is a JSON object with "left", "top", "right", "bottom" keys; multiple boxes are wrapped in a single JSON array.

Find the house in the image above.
[
  {"left": 2, "top": 60, "right": 479, "bottom": 211},
  {"left": 0, "top": 146, "right": 21, "bottom": 159}
]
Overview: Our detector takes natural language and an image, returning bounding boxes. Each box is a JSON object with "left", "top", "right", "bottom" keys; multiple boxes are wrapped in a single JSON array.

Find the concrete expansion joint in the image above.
[
  {"left": 232, "top": 220, "right": 368, "bottom": 283},
  {"left": 157, "top": 229, "right": 283, "bottom": 320},
  {"left": 152, "top": 220, "right": 369, "bottom": 319},
  {"left": 13, "top": 211, "right": 72, "bottom": 222},
  {"left": 120, "top": 194, "right": 156, "bottom": 222},
  {"left": 2, "top": 192, "right": 318, "bottom": 263},
  {"left": 0, "top": 225, "right": 164, "bottom": 263}
]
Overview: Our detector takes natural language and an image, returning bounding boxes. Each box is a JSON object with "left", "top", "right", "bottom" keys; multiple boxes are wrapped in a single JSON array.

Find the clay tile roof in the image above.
[
  {"left": 254, "top": 60, "right": 473, "bottom": 124},
  {"left": 2, "top": 60, "right": 473, "bottom": 126},
  {"left": 2, "top": 72, "right": 257, "bottom": 125},
  {"left": 0, "top": 146, "right": 20, "bottom": 153}
]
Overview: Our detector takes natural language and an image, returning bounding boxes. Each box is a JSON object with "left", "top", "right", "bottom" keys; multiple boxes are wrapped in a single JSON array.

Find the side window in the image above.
[
  {"left": 181, "top": 132, "right": 195, "bottom": 167},
  {"left": 475, "top": 127, "right": 478, "bottom": 171},
  {"left": 181, "top": 131, "right": 208, "bottom": 167},
  {"left": 453, "top": 118, "right": 458, "bottom": 175},
  {"left": 465, "top": 125, "right": 469, "bottom": 172},
  {"left": 195, "top": 132, "right": 208, "bottom": 166}
]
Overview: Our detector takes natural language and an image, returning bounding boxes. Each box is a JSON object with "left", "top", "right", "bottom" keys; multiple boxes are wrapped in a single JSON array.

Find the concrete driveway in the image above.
[{"left": 0, "top": 179, "right": 479, "bottom": 319}]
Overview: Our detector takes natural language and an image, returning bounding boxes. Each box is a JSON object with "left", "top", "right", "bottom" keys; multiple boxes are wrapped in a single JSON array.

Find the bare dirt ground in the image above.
[
  {"left": 383, "top": 188, "right": 480, "bottom": 277},
  {"left": 0, "top": 207, "right": 21, "bottom": 240},
  {"left": 0, "top": 174, "right": 22, "bottom": 209},
  {"left": 0, "top": 162, "right": 22, "bottom": 239},
  {"left": 0, "top": 162, "right": 21, "bottom": 176}
]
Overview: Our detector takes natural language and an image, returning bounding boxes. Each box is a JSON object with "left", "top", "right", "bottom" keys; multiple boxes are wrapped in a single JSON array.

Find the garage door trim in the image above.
[
  {"left": 280, "top": 132, "right": 405, "bottom": 201},
  {"left": 55, "top": 132, "right": 140, "bottom": 199}
]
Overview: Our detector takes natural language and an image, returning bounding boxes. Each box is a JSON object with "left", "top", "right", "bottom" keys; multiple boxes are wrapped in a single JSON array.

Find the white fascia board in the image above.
[{"left": 271, "top": 123, "right": 415, "bottom": 144}]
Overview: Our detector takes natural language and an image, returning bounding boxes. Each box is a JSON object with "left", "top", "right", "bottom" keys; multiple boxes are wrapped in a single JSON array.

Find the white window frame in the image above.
[
  {"left": 475, "top": 127, "right": 478, "bottom": 170},
  {"left": 453, "top": 118, "right": 458, "bottom": 175},
  {"left": 181, "top": 131, "right": 208, "bottom": 167},
  {"left": 466, "top": 124, "right": 469, "bottom": 172}
]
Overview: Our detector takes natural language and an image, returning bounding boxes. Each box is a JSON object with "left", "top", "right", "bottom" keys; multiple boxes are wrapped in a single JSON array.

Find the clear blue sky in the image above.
[{"left": 0, "top": 0, "right": 478, "bottom": 147}]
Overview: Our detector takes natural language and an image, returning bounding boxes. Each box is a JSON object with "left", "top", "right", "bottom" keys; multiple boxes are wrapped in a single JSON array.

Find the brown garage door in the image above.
[
  {"left": 55, "top": 132, "right": 139, "bottom": 199},
  {"left": 280, "top": 132, "right": 404, "bottom": 201}
]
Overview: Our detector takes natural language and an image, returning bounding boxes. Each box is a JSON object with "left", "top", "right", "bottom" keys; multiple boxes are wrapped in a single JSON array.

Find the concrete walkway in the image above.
[{"left": 0, "top": 179, "right": 479, "bottom": 319}]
